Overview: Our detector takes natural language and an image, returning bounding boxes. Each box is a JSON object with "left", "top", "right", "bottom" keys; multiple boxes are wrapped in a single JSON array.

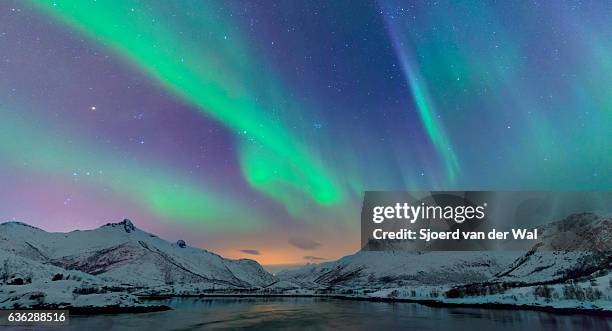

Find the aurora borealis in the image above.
[{"left": 0, "top": 1, "right": 610, "bottom": 266}]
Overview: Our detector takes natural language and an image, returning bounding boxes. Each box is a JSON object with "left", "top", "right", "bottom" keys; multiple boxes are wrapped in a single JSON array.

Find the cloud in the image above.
[
  {"left": 288, "top": 237, "right": 321, "bottom": 250},
  {"left": 304, "top": 256, "right": 327, "bottom": 261},
  {"left": 240, "top": 249, "right": 260, "bottom": 255}
]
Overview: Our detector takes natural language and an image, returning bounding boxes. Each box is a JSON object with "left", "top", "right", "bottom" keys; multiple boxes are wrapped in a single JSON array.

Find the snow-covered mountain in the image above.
[
  {"left": 278, "top": 213, "right": 611, "bottom": 289},
  {"left": 0, "top": 219, "right": 276, "bottom": 288},
  {"left": 277, "top": 251, "right": 520, "bottom": 288},
  {"left": 492, "top": 213, "right": 611, "bottom": 285},
  {"left": 1, "top": 214, "right": 609, "bottom": 312}
]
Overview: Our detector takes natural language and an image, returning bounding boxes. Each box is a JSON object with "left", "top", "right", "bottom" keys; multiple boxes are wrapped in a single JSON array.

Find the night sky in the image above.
[{"left": 0, "top": 1, "right": 610, "bottom": 266}]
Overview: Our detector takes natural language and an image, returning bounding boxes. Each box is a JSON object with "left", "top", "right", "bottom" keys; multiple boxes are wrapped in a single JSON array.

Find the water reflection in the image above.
[{"left": 57, "top": 297, "right": 612, "bottom": 330}]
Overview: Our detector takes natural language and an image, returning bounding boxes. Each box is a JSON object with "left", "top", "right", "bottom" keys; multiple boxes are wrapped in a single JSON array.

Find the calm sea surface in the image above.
[{"left": 31, "top": 297, "right": 612, "bottom": 330}]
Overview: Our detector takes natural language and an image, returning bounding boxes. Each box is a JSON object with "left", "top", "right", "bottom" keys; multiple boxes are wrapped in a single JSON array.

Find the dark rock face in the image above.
[
  {"left": 51, "top": 243, "right": 141, "bottom": 275},
  {"left": 102, "top": 218, "right": 136, "bottom": 233},
  {"left": 176, "top": 240, "right": 186, "bottom": 248},
  {"left": 7, "top": 278, "right": 24, "bottom": 285},
  {"left": 121, "top": 219, "right": 135, "bottom": 233}
]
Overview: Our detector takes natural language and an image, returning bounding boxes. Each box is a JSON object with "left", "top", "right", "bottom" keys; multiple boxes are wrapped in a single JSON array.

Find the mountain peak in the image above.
[
  {"left": 121, "top": 219, "right": 136, "bottom": 232},
  {"left": 102, "top": 218, "right": 136, "bottom": 233}
]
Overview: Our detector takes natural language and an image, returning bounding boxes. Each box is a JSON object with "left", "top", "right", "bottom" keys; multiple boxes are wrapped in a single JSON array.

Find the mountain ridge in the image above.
[
  {"left": 1, "top": 214, "right": 609, "bottom": 312},
  {"left": 278, "top": 213, "right": 611, "bottom": 288},
  {"left": 0, "top": 218, "right": 276, "bottom": 288}
]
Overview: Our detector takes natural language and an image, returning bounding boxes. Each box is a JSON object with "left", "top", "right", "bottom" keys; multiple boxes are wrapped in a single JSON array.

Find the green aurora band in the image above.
[
  {"left": 30, "top": 0, "right": 344, "bottom": 213},
  {"left": 385, "top": 17, "right": 460, "bottom": 182},
  {"left": 382, "top": 0, "right": 611, "bottom": 189},
  {"left": 0, "top": 107, "right": 263, "bottom": 231}
]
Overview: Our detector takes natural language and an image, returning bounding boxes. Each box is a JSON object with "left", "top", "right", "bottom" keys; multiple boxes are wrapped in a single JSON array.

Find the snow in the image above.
[
  {"left": 278, "top": 251, "right": 522, "bottom": 288},
  {"left": 277, "top": 213, "right": 612, "bottom": 311},
  {"left": 0, "top": 219, "right": 277, "bottom": 309},
  {"left": 1, "top": 213, "right": 610, "bottom": 312},
  {"left": 0, "top": 219, "right": 276, "bottom": 288},
  {"left": 368, "top": 273, "right": 612, "bottom": 312},
  {"left": 0, "top": 279, "right": 143, "bottom": 309}
]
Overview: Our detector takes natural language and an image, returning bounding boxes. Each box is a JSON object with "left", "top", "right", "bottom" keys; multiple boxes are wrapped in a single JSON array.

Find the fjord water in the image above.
[{"left": 68, "top": 297, "right": 610, "bottom": 330}]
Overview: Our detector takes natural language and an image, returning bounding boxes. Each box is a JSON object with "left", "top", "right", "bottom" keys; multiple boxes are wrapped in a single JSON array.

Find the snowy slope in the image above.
[
  {"left": 0, "top": 248, "right": 137, "bottom": 309},
  {"left": 368, "top": 273, "right": 612, "bottom": 313},
  {"left": 492, "top": 213, "right": 611, "bottom": 284},
  {"left": 279, "top": 213, "right": 611, "bottom": 289},
  {"left": 0, "top": 219, "right": 276, "bottom": 288},
  {"left": 277, "top": 251, "right": 519, "bottom": 288},
  {"left": 0, "top": 247, "right": 100, "bottom": 285}
]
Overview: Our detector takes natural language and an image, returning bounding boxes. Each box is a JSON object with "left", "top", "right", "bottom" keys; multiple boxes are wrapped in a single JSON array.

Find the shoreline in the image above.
[
  {"left": 0, "top": 304, "right": 172, "bottom": 315},
  {"left": 3, "top": 294, "right": 609, "bottom": 317},
  {"left": 136, "top": 293, "right": 612, "bottom": 317}
]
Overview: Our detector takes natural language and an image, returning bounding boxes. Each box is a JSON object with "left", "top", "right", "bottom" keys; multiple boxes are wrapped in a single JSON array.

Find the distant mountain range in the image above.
[
  {"left": 0, "top": 213, "right": 609, "bottom": 312},
  {"left": 0, "top": 219, "right": 275, "bottom": 288},
  {"left": 278, "top": 213, "right": 611, "bottom": 289}
]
